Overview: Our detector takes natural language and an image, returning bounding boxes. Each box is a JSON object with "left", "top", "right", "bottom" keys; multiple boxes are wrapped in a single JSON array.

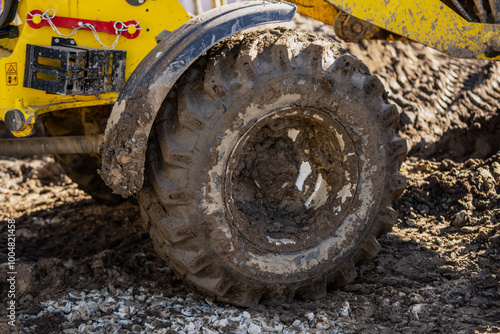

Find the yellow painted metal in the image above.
[
  {"left": 0, "top": 0, "right": 190, "bottom": 136},
  {"left": 288, "top": 0, "right": 339, "bottom": 25},
  {"left": 325, "top": 0, "right": 500, "bottom": 60},
  {"left": 288, "top": 0, "right": 408, "bottom": 42}
]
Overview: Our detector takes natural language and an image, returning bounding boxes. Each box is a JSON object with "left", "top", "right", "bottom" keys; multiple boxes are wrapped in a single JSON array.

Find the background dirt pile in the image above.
[{"left": 0, "top": 14, "right": 499, "bottom": 333}]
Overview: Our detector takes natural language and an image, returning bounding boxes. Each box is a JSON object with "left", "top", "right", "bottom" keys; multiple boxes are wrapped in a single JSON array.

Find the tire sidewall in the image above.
[{"left": 194, "top": 72, "right": 389, "bottom": 285}]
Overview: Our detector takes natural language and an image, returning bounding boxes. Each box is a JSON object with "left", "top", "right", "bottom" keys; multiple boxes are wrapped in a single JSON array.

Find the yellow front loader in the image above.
[{"left": 0, "top": 0, "right": 498, "bottom": 306}]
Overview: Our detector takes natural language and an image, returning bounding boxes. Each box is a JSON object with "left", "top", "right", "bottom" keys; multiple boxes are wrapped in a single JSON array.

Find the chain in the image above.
[{"left": 27, "top": 9, "right": 141, "bottom": 50}]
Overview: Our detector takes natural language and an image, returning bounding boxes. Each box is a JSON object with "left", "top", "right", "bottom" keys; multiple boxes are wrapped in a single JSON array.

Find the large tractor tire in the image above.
[
  {"left": 42, "top": 106, "right": 123, "bottom": 204},
  {"left": 139, "top": 28, "right": 407, "bottom": 306}
]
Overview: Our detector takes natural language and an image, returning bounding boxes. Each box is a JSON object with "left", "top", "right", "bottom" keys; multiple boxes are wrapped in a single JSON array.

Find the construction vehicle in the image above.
[{"left": 1, "top": 0, "right": 499, "bottom": 306}]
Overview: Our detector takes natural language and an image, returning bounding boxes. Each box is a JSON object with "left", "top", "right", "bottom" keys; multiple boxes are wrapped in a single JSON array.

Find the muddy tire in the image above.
[
  {"left": 42, "top": 106, "right": 123, "bottom": 204},
  {"left": 139, "top": 28, "right": 407, "bottom": 306}
]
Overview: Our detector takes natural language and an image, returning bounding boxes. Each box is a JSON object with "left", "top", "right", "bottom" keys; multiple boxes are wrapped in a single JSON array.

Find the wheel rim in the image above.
[{"left": 225, "top": 107, "right": 360, "bottom": 253}]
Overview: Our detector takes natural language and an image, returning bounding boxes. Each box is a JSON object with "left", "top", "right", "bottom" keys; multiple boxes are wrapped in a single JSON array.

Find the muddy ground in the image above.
[{"left": 1, "top": 14, "right": 499, "bottom": 333}]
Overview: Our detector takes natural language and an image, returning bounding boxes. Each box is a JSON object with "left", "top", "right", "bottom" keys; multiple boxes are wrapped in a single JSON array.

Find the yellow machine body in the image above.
[
  {"left": 0, "top": 0, "right": 190, "bottom": 136},
  {"left": 3, "top": 0, "right": 500, "bottom": 138},
  {"left": 290, "top": 0, "right": 500, "bottom": 60}
]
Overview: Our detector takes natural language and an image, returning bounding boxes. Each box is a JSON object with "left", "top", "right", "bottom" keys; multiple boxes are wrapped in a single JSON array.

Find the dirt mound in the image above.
[{"left": 348, "top": 41, "right": 500, "bottom": 161}]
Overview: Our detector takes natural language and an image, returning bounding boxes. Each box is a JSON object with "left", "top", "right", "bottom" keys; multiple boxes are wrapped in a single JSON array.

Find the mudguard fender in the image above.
[{"left": 99, "top": 1, "right": 296, "bottom": 197}]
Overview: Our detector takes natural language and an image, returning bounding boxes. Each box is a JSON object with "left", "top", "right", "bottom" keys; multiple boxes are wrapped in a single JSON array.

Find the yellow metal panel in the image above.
[
  {"left": 288, "top": 0, "right": 339, "bottom": 25},
  {"left": 0, "top": 0, "right": 190, "bottom": 128},
  {"left": 326, "top": 0, "right": 500, "bottom": 60}
]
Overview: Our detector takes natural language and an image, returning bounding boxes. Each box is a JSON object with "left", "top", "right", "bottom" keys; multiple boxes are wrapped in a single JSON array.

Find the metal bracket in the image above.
[
  {"left": 51, "top": 37, "right": 78, "bottom": 47},
  {"left": 24, "top": 42, "right": 126, "bottom": 96},
  {"left": 155, "top": 30, "right": 171, "bottom": 44}
]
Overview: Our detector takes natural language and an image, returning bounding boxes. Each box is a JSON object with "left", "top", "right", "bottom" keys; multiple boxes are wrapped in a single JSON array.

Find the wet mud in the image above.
[{"left": 0, "top": 13, "right": 499, "bottom": 333}]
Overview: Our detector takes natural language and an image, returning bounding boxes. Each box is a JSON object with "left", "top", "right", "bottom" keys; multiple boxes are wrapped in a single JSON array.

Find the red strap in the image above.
[{"left": 27, "top": 10, "right": 140, "bottom": 39}]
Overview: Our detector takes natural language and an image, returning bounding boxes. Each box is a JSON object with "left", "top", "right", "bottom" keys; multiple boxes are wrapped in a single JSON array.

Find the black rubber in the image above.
[
  {"left": 41, "top": 106, "right": 123, "bottom": 204},
  {"left": 0, "top": 0, "right": 19, "bottom": 30},
  {"left": 139, "top": 28, "right": 407, "bottom": 306}
]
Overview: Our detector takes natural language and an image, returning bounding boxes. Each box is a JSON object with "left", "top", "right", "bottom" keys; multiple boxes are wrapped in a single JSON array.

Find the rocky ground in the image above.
[{"left": 1, "top": 14, "right": 499, "bottom": 334}]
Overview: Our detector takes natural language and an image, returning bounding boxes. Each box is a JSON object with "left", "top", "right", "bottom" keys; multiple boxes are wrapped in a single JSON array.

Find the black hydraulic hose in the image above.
[
  {"left": 451, "top": 0, "right": 478, "bottom": 22},
  {"left": 0, "top": 0, "right": 19, "bottom": 29}
]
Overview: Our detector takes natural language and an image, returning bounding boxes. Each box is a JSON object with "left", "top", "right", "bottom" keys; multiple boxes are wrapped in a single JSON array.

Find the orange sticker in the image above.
[{"left": 6, "top": 63, "right": 18, "bottom": 86}]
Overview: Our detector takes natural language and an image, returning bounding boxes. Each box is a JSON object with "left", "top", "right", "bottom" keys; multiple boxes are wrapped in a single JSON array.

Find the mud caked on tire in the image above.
[
  {"left": 139, "top": 28, "right": 407, "bottom": 306},
  {"left": 42, "top": 106, "right": 123, "bottom": 203}
]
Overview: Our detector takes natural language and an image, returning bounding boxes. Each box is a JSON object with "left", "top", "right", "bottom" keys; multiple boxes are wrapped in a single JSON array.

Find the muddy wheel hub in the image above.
[{"left": 225, "top": 108, "right": 360, "bottom": 253}]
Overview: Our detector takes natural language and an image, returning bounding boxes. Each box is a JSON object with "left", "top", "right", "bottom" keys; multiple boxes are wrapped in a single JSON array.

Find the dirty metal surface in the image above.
[{"left": 327, "top": 0, "right": 500, "bottom": 59}]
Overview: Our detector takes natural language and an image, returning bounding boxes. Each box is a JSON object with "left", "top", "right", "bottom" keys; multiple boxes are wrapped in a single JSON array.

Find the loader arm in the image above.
[{"left": 290, "top": 0, "right": 500, "bottom": 60}]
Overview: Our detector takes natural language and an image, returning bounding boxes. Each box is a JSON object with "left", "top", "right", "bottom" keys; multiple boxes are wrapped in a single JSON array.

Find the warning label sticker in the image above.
[{"left": 6, "top": 63, "right": 18, "bottom": 86}]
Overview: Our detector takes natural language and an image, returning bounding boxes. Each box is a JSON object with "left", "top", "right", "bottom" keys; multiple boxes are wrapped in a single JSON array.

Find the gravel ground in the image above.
[{"left": 1, "top": 14, "right": 499, "bottom": 334}]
